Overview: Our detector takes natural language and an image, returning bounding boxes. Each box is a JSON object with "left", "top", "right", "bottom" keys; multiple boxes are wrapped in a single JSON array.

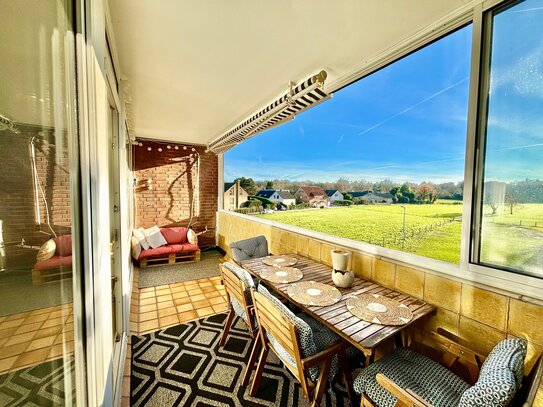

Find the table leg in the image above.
[{"left": 394, "top": 332, "right": 404, "bottom": 349}]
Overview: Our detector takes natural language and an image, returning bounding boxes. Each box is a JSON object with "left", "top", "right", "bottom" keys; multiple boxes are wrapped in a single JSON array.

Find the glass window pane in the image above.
[
  {"left": 0, "top": 0, "right": 79, "bottom": 403},
  {"left": 225, "top": 26, "right": 472, "bottom": 264},
  {"left": 477, "top": 0, "right": 543, "bottom": 277}
]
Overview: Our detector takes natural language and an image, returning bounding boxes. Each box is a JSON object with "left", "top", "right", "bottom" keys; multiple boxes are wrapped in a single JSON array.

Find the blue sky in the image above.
[{"left": 225, "top": 3, "right": 543, "bottom": 184}]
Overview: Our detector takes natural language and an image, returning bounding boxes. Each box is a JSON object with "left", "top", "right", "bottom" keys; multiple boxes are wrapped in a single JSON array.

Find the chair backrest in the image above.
[
  {"left": 221, "top": 264, "right": 250, "bottom": 311},
  {"left": 229, "top": 235, "right": 268, "bottom": 262},
  {"left": 252, "top": 290, "right": 304, "bottom": 382}
]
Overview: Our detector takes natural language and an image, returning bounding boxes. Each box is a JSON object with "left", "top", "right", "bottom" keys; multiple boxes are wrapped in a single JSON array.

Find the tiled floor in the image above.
[
  {"left": 121, "top": 266, "right": 228, "bottom": 406},
  {"left": 0, "top": 303, "right": 74, "bottom": 375}
]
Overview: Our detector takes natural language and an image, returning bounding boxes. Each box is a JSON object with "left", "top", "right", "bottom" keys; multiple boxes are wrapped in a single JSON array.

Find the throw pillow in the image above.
[
  {"left": 37, "top": 239, "right": 56, "bottom": 262},
  {"left": 187, "top": 228, "right": 198, "bottom": 246},
  {"left": 133, "top": 228, "right": 149, "bottom": 250},
  {"left": 131, "top": 235, "right": 142, "bottom": 259},
  {"left": 144, "top": 225, "right": 168, "bottom": 249}
]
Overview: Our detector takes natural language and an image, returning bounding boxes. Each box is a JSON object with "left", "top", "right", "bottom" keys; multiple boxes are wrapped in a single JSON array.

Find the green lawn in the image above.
[{"left": 256, "top": 202, "right": 543, "bottom": 271}]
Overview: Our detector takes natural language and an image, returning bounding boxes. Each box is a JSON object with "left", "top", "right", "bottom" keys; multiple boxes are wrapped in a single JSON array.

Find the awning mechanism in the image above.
[{"left": 207, "top": 70, "right": 331, "bottom": 154}]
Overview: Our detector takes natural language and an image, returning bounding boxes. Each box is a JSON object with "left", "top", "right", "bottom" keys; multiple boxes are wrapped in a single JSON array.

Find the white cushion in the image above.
[
  {"left": 131, "top": 235, "right": 141, "bottom": 259},
  {"left": 187, "top": 229, "right": 198, "bottom": 245},
  {"left": 144, "top": 225, "right": 168, "bottom": 249},
  {"left": 37, "top": 239, "right": 56, "bottom": 262},
  {"left": 133, "top": 228, "right": 149, "bottom": 250}
]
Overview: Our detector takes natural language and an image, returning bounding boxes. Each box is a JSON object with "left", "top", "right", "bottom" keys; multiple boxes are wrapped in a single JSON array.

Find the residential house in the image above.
[
  {"left": 325, "top": 189, "right": 344, "bottom": 203},
  {"left": 256, "top": 189, "right": 296, "bottom": 207},
  {"left": 350, "top": 191, "right": 394, "bottom": 204},
  {"left": 223, "top": 181, "right": 249, "bottom": 210},
  {"left": 295, "top": 186, "right": 330, "bottom": 207},
  {"left": 277, "top": 190, "right": 296, "bottom": 207}
]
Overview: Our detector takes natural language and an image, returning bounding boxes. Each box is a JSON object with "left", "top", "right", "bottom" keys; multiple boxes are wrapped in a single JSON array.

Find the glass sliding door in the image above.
[{"left": 0, "top": 0, "right": 81, "bottom": 404}]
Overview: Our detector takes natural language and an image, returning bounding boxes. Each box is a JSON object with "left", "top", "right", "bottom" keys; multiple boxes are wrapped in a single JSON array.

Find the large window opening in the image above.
[
  {"left": 225, "top": 25, "right": 472, "bottom": 265},
  {"left": 474, "top": 0, "right": 543, "bottom": 278}
]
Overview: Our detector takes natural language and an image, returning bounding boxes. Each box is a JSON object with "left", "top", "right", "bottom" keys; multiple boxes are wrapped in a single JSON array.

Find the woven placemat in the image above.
[
  {"left": 346, "top": 294, "right": 413, "bottom": 326},
  {"left": 261, "top": 255, "right": 298, "bottom": 267},
  {"left": 260, "top": 266, "right": 303, "bottom": 284},
  {"left": 287, "top": 281, "right": 342, "bottom": 307}
]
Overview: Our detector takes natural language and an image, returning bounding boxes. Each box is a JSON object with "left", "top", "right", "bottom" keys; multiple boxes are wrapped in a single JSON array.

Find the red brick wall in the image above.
[
  {"left": 0, "top": 125, "right": 71, "bottom": 266},
  {"left": 133, "top": 140, "right": 218, "bottom": 247}
]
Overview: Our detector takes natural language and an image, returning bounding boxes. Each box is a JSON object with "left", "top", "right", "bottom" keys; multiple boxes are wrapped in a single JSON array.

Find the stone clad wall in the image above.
[{"left": 218, "top": 210, "right": 543, "bottom": 401}]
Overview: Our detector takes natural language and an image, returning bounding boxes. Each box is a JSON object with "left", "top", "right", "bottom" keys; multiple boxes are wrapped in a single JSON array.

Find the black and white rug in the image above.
[
  {"left": 0, "top": 357, "right": 75, "bottom": 406},
  {"left": 131, "top": 313, "right": 354, "bottom": 406},
  {"left": 138, "top": 250, "right": 222, "bottom": 289}
]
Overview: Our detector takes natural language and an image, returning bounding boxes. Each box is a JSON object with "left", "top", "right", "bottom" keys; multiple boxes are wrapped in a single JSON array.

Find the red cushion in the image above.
[
  {"left": 181, "top": 243, "right": 199, "bottom": 252},
  {"left": 54, "top": 235, "right": 72, "bottom": 256},
  {"left": 35, "top": 255, "right": 73, "bottom": 271},
  {"left": 167, "top": 244, "right": 185, "bottom": 252},
  {"left": 160, "top": 227, "right": 188, "bottom": 244},
  {"left": 138, "top": 245, "right": 173, "bottom": 260}
]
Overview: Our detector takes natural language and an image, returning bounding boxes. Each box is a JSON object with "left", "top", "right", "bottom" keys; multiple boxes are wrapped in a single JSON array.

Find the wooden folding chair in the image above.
[
  {"left": 246, "top": 289, "right": 354, "bottom": 407},
  {"left": 219, "top": 263, "right": 258, "bottom": 347}
]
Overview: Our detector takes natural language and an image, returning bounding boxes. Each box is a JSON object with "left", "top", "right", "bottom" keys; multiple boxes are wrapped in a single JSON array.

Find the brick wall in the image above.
[
  {"left": 133, "top": 140, "right": 218, "bottom": 247},
  {"left": 0, "top": 125, "right": 71, "bottom": 267}
]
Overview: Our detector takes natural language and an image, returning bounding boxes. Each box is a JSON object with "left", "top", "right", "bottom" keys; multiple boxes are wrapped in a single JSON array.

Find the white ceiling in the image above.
[{"left": 109, "top": 0, "right": 472, "bottom": 146}]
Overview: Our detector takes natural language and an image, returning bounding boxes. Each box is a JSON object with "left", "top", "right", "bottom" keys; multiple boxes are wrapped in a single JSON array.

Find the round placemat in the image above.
[
  {"left": 346, "top": 294, "right": 413, "bottom": 326},
  {"left": 262, "top": 255, "right": 298, "bottom": 267},
  {"left": 260, "top": 266, "right": 303, "bottom": 284},
  {"left": 287, "top": 281, "right": 342, "bottom": 307}
]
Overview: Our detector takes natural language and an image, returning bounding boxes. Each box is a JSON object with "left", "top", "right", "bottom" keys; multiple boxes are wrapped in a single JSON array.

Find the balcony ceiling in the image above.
[{"left": 109, "top": 0, "right": 470, "bottom": 146}]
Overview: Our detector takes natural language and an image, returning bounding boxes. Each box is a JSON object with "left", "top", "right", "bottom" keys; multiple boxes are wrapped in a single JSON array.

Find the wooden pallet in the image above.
[
  {"left": 139, "top": 250, "right": 201, "bottom": 268},
  {"left": 32, "top": 267, "right": 72, "bottom": 285}
]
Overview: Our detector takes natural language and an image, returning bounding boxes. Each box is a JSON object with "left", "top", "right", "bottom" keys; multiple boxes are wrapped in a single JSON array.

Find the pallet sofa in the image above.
[
  {"left": 32, "top": 234, "right": 73, "bottom": 285},
  {"left": 134, "top": 226, "right": 200, "bottom": 268}
]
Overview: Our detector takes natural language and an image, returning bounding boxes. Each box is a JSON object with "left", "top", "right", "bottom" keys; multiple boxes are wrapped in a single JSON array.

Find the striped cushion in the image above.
[
  {"left": 223, "top": 262, "right": 255, "bottom": 322},
  {"left": 353, "top": 348, "right": 470, "bottom": 407}
]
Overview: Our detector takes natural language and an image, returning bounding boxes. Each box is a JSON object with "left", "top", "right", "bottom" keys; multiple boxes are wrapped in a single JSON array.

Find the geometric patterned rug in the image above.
[
  {"left": 0, "top": 357, "right": 75, "bottom": 406},
  {"left": 131, "top": 313, "right": 354, "bottom": 406}
]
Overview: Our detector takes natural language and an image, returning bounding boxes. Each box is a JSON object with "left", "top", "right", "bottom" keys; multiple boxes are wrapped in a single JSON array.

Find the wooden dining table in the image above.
[{"left": 241, "top": 253, "right": 436, "bottom": 363}]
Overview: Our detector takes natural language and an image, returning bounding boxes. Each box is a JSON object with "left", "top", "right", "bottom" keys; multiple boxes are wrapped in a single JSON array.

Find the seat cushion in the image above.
[
  {"left": 354, "top": 348, "right": 470, "bottom": 407},
  {"left": 54, "top": 235, "right": 72, "bottom": 256},
  {"left": 459, "top": 338, "right": 527, "bottom": 407},
  {"left": 166, "top": 243, "right": 199, "bottom": 253},
  {"left": 138, "top": 245, "right": 173, "bottom": 260},
  {"left": 160, "top": 227, "right": 188, "bottom": 244},
  {"left": 230, "top": 235, "right": 268, "bottom": 262},
  {"left": 34, "top": 255, "right": 73, "bottom": 271},
  {"left": 181, "top": 243, "right": 199, "bottom": 252},
  {"left": 258, "top": 285, "right": 341, "bottom": 382}
]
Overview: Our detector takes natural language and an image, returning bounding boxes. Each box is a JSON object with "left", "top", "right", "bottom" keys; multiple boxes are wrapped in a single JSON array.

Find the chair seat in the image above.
[{"left": 354, "top": 348, "right": 470, "bottom": 407}]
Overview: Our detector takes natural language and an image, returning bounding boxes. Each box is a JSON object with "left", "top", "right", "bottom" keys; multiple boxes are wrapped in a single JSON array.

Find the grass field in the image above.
[{"left": 256, "top": 202, "right": 543, "bottom": 272}]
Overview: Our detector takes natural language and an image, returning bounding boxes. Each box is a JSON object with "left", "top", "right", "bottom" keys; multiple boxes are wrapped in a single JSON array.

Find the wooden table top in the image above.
[{"left": 241, "top": 254, "right": 435, "bottom": 351}]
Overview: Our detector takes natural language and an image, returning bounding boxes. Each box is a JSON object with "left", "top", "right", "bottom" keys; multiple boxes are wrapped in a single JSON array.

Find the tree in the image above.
[
  {"left": 335, "top": 177, "right": 350, "bottom": 193},
  {"left": 416, "top": 182, "right": 438, "bottom": 203},
  {"left": 343, "top": 192, "right": 353, "bottom": 201},
  {"left": 248, "top": 195, "right": 274, "bottom": 209},
  {"left": 265, "top": 180, "right": 274, "bottom": 189},
  {"left": 505, "top": 188, "right": 519, "bottom": 215},
  {"left": 484, "top": 181, "right": 506, "bottom": 215},
  {"left": 234, "top": 177, "right": 257, "bottom": 195}
]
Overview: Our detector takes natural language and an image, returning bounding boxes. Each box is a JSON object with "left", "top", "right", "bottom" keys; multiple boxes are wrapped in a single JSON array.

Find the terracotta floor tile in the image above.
[
  {"left": 209, "top": 297, "right": 226, "bottom": 306},
  {"left": 199, "top": 282, "right": 213, "bottom": 288},
  {"left": 0, "top": 356, "right": 18, "bottom": 374},
  {"left": 47, "top": 310, "right": 69, "bottom": 320},
  {"left": 5, "top": 312, "right": 30, "bottom": 321},
  {"left": 0, "top": 326, "right": 18, "bottom": 338},
  {"left": 159, "top": 314, "right": 179, "bottom": 327},
  {"left": 196, "top": 307, "right": 215, "bottom": 318},
  {"left": 30, "top": 307, "right": 54, "bottom": 316},
  {"left": 158, "top": 307, "right": 177, "bottom": 318},
  {"left": 190, "top": 294, "right": 206, "bottom": 302},
  {"left": 47, "top": 344, "right": 66, "bottom": 359},
  {"left": 174, "top": 297, "right": 191, "bottom": 306},
  {"left": 154, "top": 285, "right": 170, "bottom": 291},
  {"left": 1, "top": 343, "right": 28, "bottom": 358},
  {"left": 140, "top": 297, "right": 157, "bottom": 306},
  {"left": 140, "top": 290, "right": 156, "bottom": 299},
  {"left": 212, "top": 304, "right": 228, "bottom": 313},
  {"left": 205, "top": 291, "right": 222, "bottom": 299},
  {"left": 0, "top": 337, "right": 8, "bottom": 347},
  {"left": 140, "top": 311, "right": 158, "bottom": 322},
  {"left": 139, "top": 319, "right": 159, "bottom": 333},
  {"left": 169, "top": 282, "right": 185, "bottom": 288},
  {"left": 19, "top": 314, "right": 46, "bottom": 325},
  {"left": 14, "top": 348, "right": 50, "bottom": 368},
  {"left": 130, "top": 321, "right": 138, "bottom": 333},
  {"left": 176, "top": 303, "right": 194, "bottom": 313},
  {"left": 140, "top": 287, "right": 155, "bottom": 293},
  {"left": 156, "top": 294, "right": 173, "bottom": 303},
  {"left": 34, "top": 326, "right": 63, "bottom": 340},
  {"left": 14, "top": 322, "right": 43, "bottom": 335},
  {"left": 201, "top": 286, "right": 216, "bottom": 293},
  {"left": 183, "top": 284, "right": 199, "bottom": 291},
  {"left": 171, "top": 291, "right": 189, "bottom": 300},
  {"left": 187, "top": 289, "right": 203, "bottom": 296},
  {"left": 41, "top": 318, "right": 64, "bottom": 329},
  {"left": 140, "top": 304, "right": 156, "bottom": 313},
  {"left": 169, "top": 286, "right": 185, "bottom": 293},
  {"left": 4, "top": 331, "right": 36, "bottom": 347},
  {"left": 0, "top": 318, "right": 25, "bottom": 329},
  {"left": 178, "top": 311, "right": 199, "bottom": 323},
  {"left": 26, "top": 335, "right": 56, "bottom": 352},
  {"left": 193, "top": 299, "right": 211, "bottom": 308},
  {"left": 157, "top": 300, "right": 175, "bottom": 309}
]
